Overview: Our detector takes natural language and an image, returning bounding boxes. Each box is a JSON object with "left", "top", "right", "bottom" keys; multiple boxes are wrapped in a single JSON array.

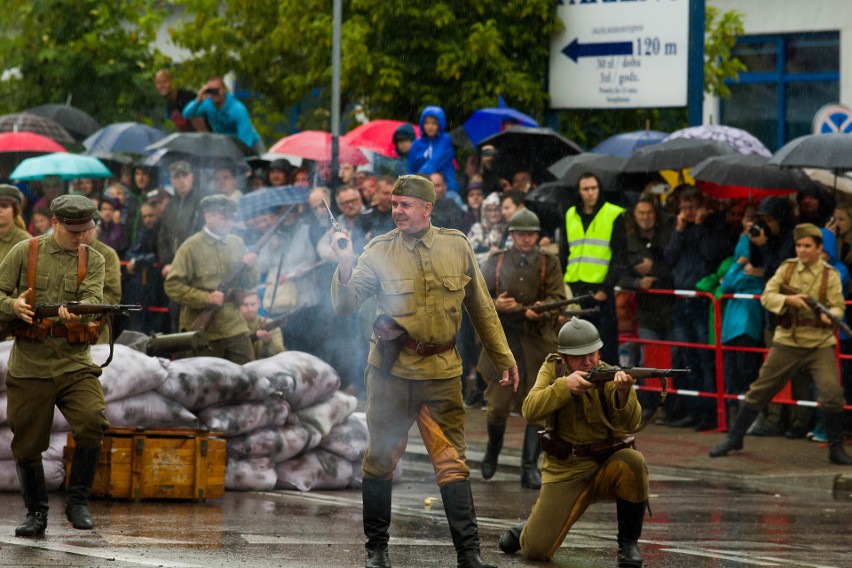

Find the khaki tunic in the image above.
[
  {"left": 246, "top": 316, "right": 286, "bottom": 359},
  {"left": 164, "top": 230, "right": 259, "bottom": 340},
  {"left": 90, "top": 240, "right": 122, "bottom": 344},
  {"left": 0, "top": 225, "right": 31, "bottom": 262},
  {"left": 331, "top": 226, "right": 515, "bottom": 379},
  {"left": 0, "top": 235, "right": 105, "bottom": 377}
]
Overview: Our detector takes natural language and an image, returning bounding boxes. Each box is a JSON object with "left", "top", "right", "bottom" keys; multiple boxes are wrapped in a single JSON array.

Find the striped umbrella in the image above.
[{"left": 0, "top": 113, "right": 76, "bottom": 145}]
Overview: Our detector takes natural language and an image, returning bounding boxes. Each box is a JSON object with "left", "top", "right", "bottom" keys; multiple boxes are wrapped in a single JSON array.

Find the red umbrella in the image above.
[
  {"left": 343, "top": 120, "right": 420, "bottom": 158},
  {"left": 269, "top": 131, "right": 367, "bottom": 165},
  {"left": 0, "top": 131, "right": 67, "bottom": 153}
]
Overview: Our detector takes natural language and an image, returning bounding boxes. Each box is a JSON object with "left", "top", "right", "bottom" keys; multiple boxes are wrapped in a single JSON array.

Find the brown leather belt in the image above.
[
  {"left": 572, "top": 436, "right": 635, "bottom": 458},
  {"left": 402, "top": 337, "right": 456, "bottom": 356},
  {"left": 778, "top": 318, "right": 826, "bottom": 329},
  {"left": 49, "top": 325, "right": 69, "bottom": 337}
]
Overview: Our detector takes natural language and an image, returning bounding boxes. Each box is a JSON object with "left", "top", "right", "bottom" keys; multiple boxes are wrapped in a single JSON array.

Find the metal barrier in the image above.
[{"left": 619, "top": 288, "right": 852, "bottom": 431}]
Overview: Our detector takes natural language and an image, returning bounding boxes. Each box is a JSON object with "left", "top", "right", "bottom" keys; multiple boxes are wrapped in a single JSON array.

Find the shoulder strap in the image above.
[
  {"left": 26, "top": 237, "right": 38, "bottom": 306},
  {"left": 77, "top": 244, "right": 87, "bottom": 291},
  {"left": 495, "top": 252, "right": 505, "bottom": 297},
  {"left": 539, "top": 253, "right": 547, "bottom": 300},
  {"left": 783, "top": 261, "right": 796, "bottom": 285},
  {"left": 820, "top": 266, "right": 830, "bottom": 304}
]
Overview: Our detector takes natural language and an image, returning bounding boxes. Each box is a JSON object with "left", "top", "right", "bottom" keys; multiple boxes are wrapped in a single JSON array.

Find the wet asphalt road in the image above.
[{"left": 0, "top": 457, "right": 848, "bottom": 568}]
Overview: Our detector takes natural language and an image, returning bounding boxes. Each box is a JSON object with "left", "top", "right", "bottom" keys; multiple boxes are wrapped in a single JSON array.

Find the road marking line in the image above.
[
  {"left": 659, "top": 548, "right": 779, "bottom": 565},
  {"left": 0, "top": 535, "right": 204, "bottom": 567},
  {"left": 241, "top": 534, "right": 453, "bottom": 547}
]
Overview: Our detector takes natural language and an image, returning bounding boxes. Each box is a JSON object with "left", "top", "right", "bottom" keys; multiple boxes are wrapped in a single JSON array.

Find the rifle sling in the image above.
[{"left": 589, "top": 374, "right": 668, "bottom": 436}]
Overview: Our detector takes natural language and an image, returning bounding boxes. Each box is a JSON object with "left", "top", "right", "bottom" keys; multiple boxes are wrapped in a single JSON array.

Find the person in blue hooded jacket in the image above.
[{"left": 408, "top": 106, "right": 460, "bottom": 198}]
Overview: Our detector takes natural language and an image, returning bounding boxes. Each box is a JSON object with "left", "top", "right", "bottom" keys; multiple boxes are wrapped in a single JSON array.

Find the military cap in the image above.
[
  {"left": 200, "top": 194, "right": 238, "bottom": 214},
  {"left": 0, "top": 184, "right": 23, "bottom": 204},
  {"left": 392, "top": 175, "right": 436, "bottom": 204},
  {"left": 50, "top": 194, "right": 97, "bottom": 232},
  {"left": 169, "top": 160, "right": 192, "bottom": 177},
  {"left": 508, "top": 208, "right": 541, "bottom": 232},
  {"left": 793, "top": 223, "right": 823, "bottom": 242}
]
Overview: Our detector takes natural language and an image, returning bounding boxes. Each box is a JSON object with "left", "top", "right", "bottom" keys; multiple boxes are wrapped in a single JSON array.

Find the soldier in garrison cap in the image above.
[
  {"left": 330, "top": 173, "right": 519, "bottom": 568},
  {"left": 477, "top": 208, "right": 566, "bottom": 490},
  {"left": 0, "top": 191, "right": 108, "bottom": 536},
  {"left": 710, "top": 223, "right": 852, "bottom": 466},
  {"left": 0, "top": 184, "right": 31, "bottom": 262},
  {"left": 165, "top": 190, "right": 259, "bottom": 364}
]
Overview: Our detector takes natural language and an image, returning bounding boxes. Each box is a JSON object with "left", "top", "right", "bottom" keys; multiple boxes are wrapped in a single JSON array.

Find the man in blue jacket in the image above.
[
  {"left": 182, "top": 76, "right": 265, "bottom": 154},
  {"left": 408, "top": 106, "right": 460, "bottom": 203}
]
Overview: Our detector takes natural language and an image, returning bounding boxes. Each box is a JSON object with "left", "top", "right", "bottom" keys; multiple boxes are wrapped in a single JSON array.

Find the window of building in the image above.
[{"left": 720, "top": 32, "right": 839, "bottom": 152}]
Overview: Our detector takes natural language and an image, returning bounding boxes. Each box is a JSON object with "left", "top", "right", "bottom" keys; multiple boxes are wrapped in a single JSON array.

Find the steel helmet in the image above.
[
  {"left": 508, "top": 208, "right": 541, "bottom": 232},
  {"left": 557, "top": 317, "right": 603, "bottom": 355}
]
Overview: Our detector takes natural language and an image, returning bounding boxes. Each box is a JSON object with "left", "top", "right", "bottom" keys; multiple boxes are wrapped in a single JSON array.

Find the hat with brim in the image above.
[
  {"left": 0, "top": 184, "right": 23, "bottom": 205},
  {"left": 50, "top": 194, "right": 97, "bottom": 232},
  {"left": 793, "top": 223, "right": 822, "bottom": 242}
]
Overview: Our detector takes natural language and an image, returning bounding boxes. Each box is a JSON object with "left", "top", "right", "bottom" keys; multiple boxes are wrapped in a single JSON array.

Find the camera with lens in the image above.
[
  {"left": 748, "top": 223, "right": 763, "bottom": 237},
  {"left": 203, "top": 87, "right": 220, "bottom": 96}
]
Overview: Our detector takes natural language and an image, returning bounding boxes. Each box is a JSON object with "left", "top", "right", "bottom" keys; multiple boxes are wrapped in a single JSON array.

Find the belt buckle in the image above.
[{"left": 415, "top": 341, "right": 427, "bottom": 355}]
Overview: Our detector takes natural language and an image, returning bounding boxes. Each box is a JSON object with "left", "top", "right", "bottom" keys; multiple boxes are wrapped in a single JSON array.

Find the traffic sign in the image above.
[{"left": 812, "top": 103, "right": 852, "bottom": 134}]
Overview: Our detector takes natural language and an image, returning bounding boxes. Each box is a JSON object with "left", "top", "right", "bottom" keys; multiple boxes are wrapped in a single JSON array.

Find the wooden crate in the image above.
[{"left": 64, "top": 427, "right": 226, "bottom": 501}]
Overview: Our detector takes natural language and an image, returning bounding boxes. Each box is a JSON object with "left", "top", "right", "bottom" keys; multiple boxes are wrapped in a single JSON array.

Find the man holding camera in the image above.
[
  {"left": 498, "top": 317, "right": 648, "bottom": 567},
  {"left": 182, "top": 76, "right": 265, "bottom": 154}
]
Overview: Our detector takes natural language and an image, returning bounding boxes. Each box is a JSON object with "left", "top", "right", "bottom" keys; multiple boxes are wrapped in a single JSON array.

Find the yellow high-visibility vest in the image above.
[{"left": 564, "top": 202, "right": 624, "bottom": 284}]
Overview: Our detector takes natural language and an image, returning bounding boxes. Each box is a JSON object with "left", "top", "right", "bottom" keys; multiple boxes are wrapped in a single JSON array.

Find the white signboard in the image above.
[{"left": 549, "top": 0, "right": 690, "bottom": 109}]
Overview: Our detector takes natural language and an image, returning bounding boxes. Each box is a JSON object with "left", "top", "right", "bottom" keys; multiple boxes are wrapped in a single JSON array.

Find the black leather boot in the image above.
[
  {"left": 825, "top": 412, "right": 852, "bottom": 465},
  {"left": 498, "top": 521, "right": 526, "bottom": 554},
  {"left": 520, "top": 424, "right": 541, "bottom": 489},
  {"left": 15, "top": 464, "right": 48, "bottom": 537},
  {"left": 440, "top": 480, "right": 497, "bottom": 568},
  {"left": 363, "top": 479, "right": 393, "bottom": 568},
  {"left": 616, "top": 499, "right": 646, "bottom": 567},
  {"left": 709, "top": 405, "right": 759, "bottom": 457},
  {"left": 65, "top": 446, "right": 100, "bottom": 530},
  {"left": 481, "top": 423, "right": 504, "bottom": 480}
]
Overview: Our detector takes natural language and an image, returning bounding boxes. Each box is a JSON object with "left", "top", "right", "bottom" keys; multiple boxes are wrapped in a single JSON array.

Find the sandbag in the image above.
[
  {"left": 0, "top": 340, "right": 11, "bottom": 391},
  {"left": 157, "top": 357, "right": 275, "bottom": 411},
  {"left": 91, "top": 344, "right": 168, "bottom": 402},
  {"left": 302, "top": 423, "right": 323, "bottom": 454},
  {"left": 319, "top": 412, "right": 369, "bottom": 462},
  {"left": 0, "top": 459, "right": 65, "bottom": 491},
  {"left": 105, "top": 392, "right": 198, "bottom": 428},
  {"left": 227, "top": 424, "right": 310, "bottom": 463},
  {"left": 275, "top": 449, "right": 354, "bottom": 491},
  {"left": 225, "top": 457, "right": 277, "bottom": 491},
  {"left": 295, "top": 390, "right": 358, "bottom": 436},
  {"left": 0, "top": 392, "right": 6, "bottom": 425},
  {"left": 244, "top": 351, "right": 340, "bottom": 410},
  {"left": 198, "top": 398, "right": 290, "bottom": 438}
]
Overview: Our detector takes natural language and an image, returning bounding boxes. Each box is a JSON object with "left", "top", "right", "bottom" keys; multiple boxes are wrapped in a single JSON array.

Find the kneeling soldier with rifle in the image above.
[
  {"left": 710, "top": 223, "right": 852, "bottom": 465},
  {"left": 500, "top": 317, "right": 678, "bottom": 567},
  {"left": 0, "top": 195, "right": 109, "bottom": 536}
]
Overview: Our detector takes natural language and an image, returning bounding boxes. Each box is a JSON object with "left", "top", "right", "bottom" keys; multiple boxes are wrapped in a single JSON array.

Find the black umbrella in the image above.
[
  {"left": 547, "top": 152, "right": 654, "bottom": 193},
  {"left": 691, "top": 154, "right": 815, "bottom": 198},
  {"left": 145, "top": 132, "right": 253, "bottom": 162},
  {"left": 478, "top": 126, "right": 583, "bottom": 182},
  {"left": 768, "top": 132, "right": 852, "bottom": 174},
  {"left": 623, "top": 138, "right": 737, "bottom": 173},
  {"left": 27, "top": 104, "right": 100, "bottom": 142},
  {"left": 0, "top": 113, "right": 76, "bottom": 145}
]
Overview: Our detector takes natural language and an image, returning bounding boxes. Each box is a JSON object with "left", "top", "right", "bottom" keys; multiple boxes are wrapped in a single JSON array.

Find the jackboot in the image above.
[
  {"left": 616, "top": 499, "right": 646, "bottom": 567},
  {"left": 709, "top": 405, "right": 759, "bottom": 458},
  {"left": 520, "top": 424, "right": 541, "bottom": 489},
  {"left": 825, "top": 412, "right": 852, "bottom": 465},
  {"left": 481, "top": 423, "right": 505, "bottom": 480},
  {"left": 440, "top": 480, "right": 497, "bottom": 568},
  {"left": 362, "top": 478, "right": 393, "bottom": 568},
  {"left": 15, "top": 464, "right": 49, "bottom": 537},
  {"left": 498, "top": 521, "right": 526, "bottom": 554},
  {"left": 65, "top": 446, "right": 100, "bottom": 530}
]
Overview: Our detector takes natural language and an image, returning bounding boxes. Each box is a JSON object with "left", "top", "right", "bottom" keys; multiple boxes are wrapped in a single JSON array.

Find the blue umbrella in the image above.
[
  {"left": 238, "top": 185, "right": 310, "bottom": 220},
  {"left": 83, "top": 122, "right": 165, "bottom": 155},
  {"left": 592, "top": 130, "right": 668, "bottom": 157},
  {"left": 10, "top": 152, "right": 112, "bottom": 181},
  {"left": 463, "top": 97, "right": 539, "bottom": 146}
]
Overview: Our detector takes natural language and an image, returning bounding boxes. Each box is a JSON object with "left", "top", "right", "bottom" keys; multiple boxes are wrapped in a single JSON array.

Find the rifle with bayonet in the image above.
[
  {"left": 522, "top": 294, "right": 595, "bottom": 314},
  {"left": 778, "top": 283, "right": 852, "bottom": 336},
  {"left": 189, "top": 209, "right": 291, "bottom": 332},
  {"left": 249, "top": 311, "right": 294, "bottom": 341}
]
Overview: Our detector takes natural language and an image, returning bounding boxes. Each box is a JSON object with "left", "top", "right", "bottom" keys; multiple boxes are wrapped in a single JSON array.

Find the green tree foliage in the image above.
[
  {"left": 0, "top": 0, "right": 167, "bottom": 126},
  {"left": 704, "top": 6, "right": 746, "bottom": 98}
]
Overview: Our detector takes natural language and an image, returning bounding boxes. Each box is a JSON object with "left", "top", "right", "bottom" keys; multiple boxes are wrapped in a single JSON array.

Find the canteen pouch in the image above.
[{"left": 372, "top": 314, "right": 408, "bottom": 373}]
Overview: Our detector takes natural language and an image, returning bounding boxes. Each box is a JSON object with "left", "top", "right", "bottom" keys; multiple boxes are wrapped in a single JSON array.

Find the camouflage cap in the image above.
[
  {"left": 793, "top": 222, "right": 822, "bottom": 242},
  {"left": 0, "top": 184, "right": 23, "bottom": 205},
  {"left": 200, "top": 194, "right": 238, "bottom": 214},
  {"left": 50, "top": 194, "right": 97, "bottom": 232},
  {"left": 392, "top": 175, "right": 436, "bottom": 204},
  {"left": 169, "top": 160, "right": 192, "bottom": 177}
]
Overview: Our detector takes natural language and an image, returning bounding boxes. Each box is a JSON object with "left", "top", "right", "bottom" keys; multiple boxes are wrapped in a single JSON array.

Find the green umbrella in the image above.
[{"left": 10, "top": 152, "right": 112, "bottom": 181}]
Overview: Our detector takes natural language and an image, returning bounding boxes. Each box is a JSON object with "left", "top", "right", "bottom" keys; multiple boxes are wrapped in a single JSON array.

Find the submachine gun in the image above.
[
  {"left": 778, "top": 283, "right": 852, "bottom": 336},
  {"left": 522, "top": 294, "right": 599, "bottom": 317}
]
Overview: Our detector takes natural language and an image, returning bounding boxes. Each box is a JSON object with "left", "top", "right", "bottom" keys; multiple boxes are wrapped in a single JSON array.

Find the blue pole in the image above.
[{"left": 687, "top": 0, "right": 706, "bottom": 126}]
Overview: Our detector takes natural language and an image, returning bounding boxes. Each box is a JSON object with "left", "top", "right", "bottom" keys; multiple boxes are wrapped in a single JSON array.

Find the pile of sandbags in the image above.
[{"left": 0, "top": 341, "right": 366, "bottom": 493}]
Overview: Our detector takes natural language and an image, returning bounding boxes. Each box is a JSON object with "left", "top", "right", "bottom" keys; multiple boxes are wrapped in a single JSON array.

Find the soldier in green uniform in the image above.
[
  {"left": 0, "top": 194, "right": 108, "bottom": 536},
  {"left": 84, "top": 227, "right": 122, "bottom": 343},
  {"left": 499, "top": 318, "right": 648, "bottom": 567},
  {"left": 330, "top": 175, "right": 519, "bottom": 568},
  {"left": 164, "top": 195, "right": 259, "bottom": 364},
  {"left": 478, "top": 208, "right": 565, "bottom": 489},
  {"left": 710, "top": 223, "right": 852, "bottom": 465},
  {"left": 0, "top": 185, "right": 32, "bottom": 261},
  {"left": 240, "top": 291, "right": 285, "bottom": 359}
]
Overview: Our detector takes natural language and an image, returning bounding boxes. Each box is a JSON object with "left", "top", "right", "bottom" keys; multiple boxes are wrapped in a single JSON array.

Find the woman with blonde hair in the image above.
[{"left": 0, "top": 184, "right": 32, "bottom": 261}]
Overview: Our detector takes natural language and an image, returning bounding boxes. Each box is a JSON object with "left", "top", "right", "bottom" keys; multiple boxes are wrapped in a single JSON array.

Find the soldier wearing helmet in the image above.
[
  {"left": 499, "top": 317, "right": 649, "bottom": 568},
  {"left": 477, "top": 208, "right": 566, "bottom": 489}
]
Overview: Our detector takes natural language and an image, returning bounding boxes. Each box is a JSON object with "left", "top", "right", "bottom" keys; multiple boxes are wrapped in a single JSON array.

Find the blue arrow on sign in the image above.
[{"left": 562, "top": 38, "right": 634, "bottom": 63}]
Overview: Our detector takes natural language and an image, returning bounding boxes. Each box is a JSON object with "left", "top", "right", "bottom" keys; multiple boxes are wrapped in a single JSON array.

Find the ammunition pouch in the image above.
[
  {"left": 13, "top": 319, "right": 52, "bottom": 341},
  {"left": 539, "top": 431, "right": 636, "bottom": 464},
  {"left": 63, "top": 320, "right": 101, "bottom": 345},
  {"left": 372, "top": 314, "right": 408, "bottom": 373}
]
